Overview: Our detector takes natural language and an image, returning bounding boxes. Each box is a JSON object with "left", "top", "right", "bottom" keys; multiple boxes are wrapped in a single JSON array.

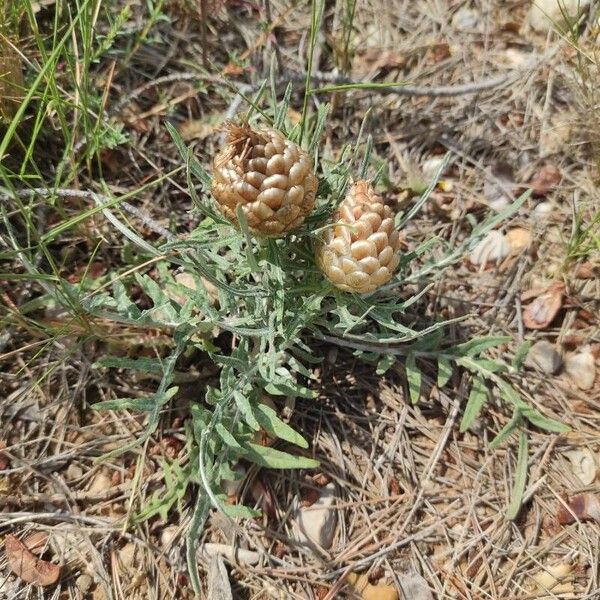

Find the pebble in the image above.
[
  {"left": 525, "top": 340, "right": 562, "bottom": 375},
  {"left": 65, "top": 463, "right": 84, "bottom": 481},
  {"left": 117, "top": 543, "right": 137, "bottom": 571},
  {"left": 534, "top": 201, "right": 554, "bottom": 219},
  {"left": 527, "top": 0, "right": 591, "bottom": 33},
  {"left": 564, "top": 346, "right": 596, "bottom": 390},
  {"left": 87, "top": 469, "right": 112, "bottom": 495},
  {"left": 421, "top": 156, "right": 447, "bottom": 181},
  {"left": 160, "top": 526, "right": 178, "bottom": 549},
  {"left": 76, "top": 573, "right": 93, "bottom": 594},
  {"left": 452, "top": 7, "right": 481, "bottom": 31}
]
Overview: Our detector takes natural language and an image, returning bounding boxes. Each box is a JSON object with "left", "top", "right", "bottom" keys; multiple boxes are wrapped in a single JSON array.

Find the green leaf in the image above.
[
  {"left": 232, "top": 391, "right": 260, "bottom": 430},
  {"left": 437, "top": 357, "right": 453, "bottom": 388},
  {"left": 274, "top": 82, "right": 293, "bottom": 130},
  {"left": 490, "top": 411, "right": 522, "bottom": 449},
  {"left": 242, "top": 442, "right": 319, "bottom": 469},
  {"left": 496, "top": 379, "right": 528, "bottom": 411},
  {"left": 512, "top": 340, "right": 532, "bottom": 371},
  {"left": 235, "top": 205, "right": 260, "bottom": 271},
  {"left": 451, "top": 336, "right": 511, "bottom": 357},
  {"left": 94, "top": 356, "right": 164, "bottom": 373},
  {"left": 376, "top": 353, "right": 395, "bottom": 375},
  {"left": 506, "top": 430, "right": 528, "bottom": 520},
  {"left": 215, "top": 423, "right": 245, "bottom": 451},
  {"left": 92, "top": 387, "right": 179, "bottom": 412},
  {"left": 93, "top": 397, "right": 158, "bottom": 412},
  {"left": 264, "top": 380, "right": 316, "bottom": 398},
  {"left": 254, "top": 403, "right": 308, "bottom": 448},
  {"left": 406, "top": 352, "right": 422, "bottom": 405},
  {"left": 221, "top": 502, "right": 260, "bottom": 519},
  {"left": 460, "top": 375, "right": 488, "bottom": 433},
  {"left": 521, "top": 407, "right": 570, "bottom": 433}
]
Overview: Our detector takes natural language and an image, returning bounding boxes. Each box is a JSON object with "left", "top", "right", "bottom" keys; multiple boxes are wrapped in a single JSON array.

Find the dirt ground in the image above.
[{"left": 1, "top": 0, "right": 599, "bottom": 598}]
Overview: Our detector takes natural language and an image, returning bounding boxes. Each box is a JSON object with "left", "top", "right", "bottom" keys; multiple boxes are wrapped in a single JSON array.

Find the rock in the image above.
[
  {"left": 76, "top": 573, "right": 93, "bottom": 594},
  {"left": 540, "top": 114, "right": 573, "bottom": 157},
  {"left": 421, "top": 156, "right": 447, "bottom": 180},
  {"left": 160, "top": 526, "right": 178, "bottom": 549},
  {"left": 564, "top": 448, "right": 596, "bottom": 485},
  {"left": 564, "top": 346, "right": 596, "bottom": 390},
  {"left": 452, "top": 7, "right": 481, "bottom": 30},
  {"left": 117, "top": 543, "right": 137, "bottom": 572},
  {"left": 469, "top": 231, "right": 509, "bottom": 266},
  {"left": 525, "top": 340, "right": 562, "bottom": 374},
  {"left": 505, "top": 228, "right": 532, "bottom": 255},
  {"left": 65, "top": 463, "right": 84, "bottom": 481},
  {"left": 294, "top": 482, "right": 338, "bottom": 549},
  {"left": 527, "top": 0, "right": 590, "bottom": 33},
  {"left": 534, "top": 201, "right": 554, "bottom": 219},
  {"left": 87, "top": 469, "right": 112, "bottom": 495}
]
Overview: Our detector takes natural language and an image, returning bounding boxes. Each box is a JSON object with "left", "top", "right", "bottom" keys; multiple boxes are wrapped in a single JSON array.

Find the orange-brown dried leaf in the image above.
[
  {"left": 529, "top": 164, "right": 561, "bottom": 196},
  {"left": 22, "top": 532, "right": 49, "bottom": 555},
  {"left": 4, "top": 535, "right": 60, "bottom": 586},
  {"left": 523, "top": 283, "right": 564, "bottom": 330},
  {"left": 557, "top": 493, "right": 600, "bottom": 525}
]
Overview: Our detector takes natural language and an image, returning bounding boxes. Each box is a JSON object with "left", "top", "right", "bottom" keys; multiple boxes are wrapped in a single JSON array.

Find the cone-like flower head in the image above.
[
  {"left": 316, "top": 181, "right": 401, "bottom": 293},
  {"left": 211, "top": 123, "right": 318, "bottom": 237}
]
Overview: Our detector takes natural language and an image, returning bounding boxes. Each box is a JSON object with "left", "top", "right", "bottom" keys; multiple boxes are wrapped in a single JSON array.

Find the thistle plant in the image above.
[{"left": 72, "top": 87, "right": 570, "bottom": 591}]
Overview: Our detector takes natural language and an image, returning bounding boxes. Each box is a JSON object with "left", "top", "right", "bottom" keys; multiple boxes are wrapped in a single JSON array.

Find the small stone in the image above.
[
  {"left": 564, "top": 346, "right": 596, "bottom": 390},
  {"left": 469, "top": 231, "right": 509, "bottom": 266},
  {"left": 534, "top": 201, "right": 553, "bottom": 219},
  {"left": 87, "top": 469, "right": 112, "bottom": 495},
  {"left": 452, "top": 7, "right": 481, "bottom": 30},
  {"left": 540, "top": 115, "right": 572, "bottom": 157},
  {"left": 117, "top": 543, "right": 137, "bottom": 572},
  {"left": 505, "top": 228, "right": 532, "bottom": 255},
  {"left": 65, "top": 464, "right": 84, "bottom": 481},
  {"left": 76, "top": 573, "right": 93, "bottom": 594},
  {"left": 421, "top": 156, "right": 447, "bottom": 180},
  {"left": 160, "top": 526, "right": 178, "bottom": 549},
  {"left": 527, "top": 0, "right": 590, "bottom": 33},
  {"left": 525, "top": 340, "right": 562, "bottom": 375},
  {"left": 564, "top": 448, "right": 596, "bottom": 485},
  {"left": 502, "top": 48, "right": 531, "bottom": 68},
  {"left": 294, "top": 482, "right": 338, "bottom": 549}
]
